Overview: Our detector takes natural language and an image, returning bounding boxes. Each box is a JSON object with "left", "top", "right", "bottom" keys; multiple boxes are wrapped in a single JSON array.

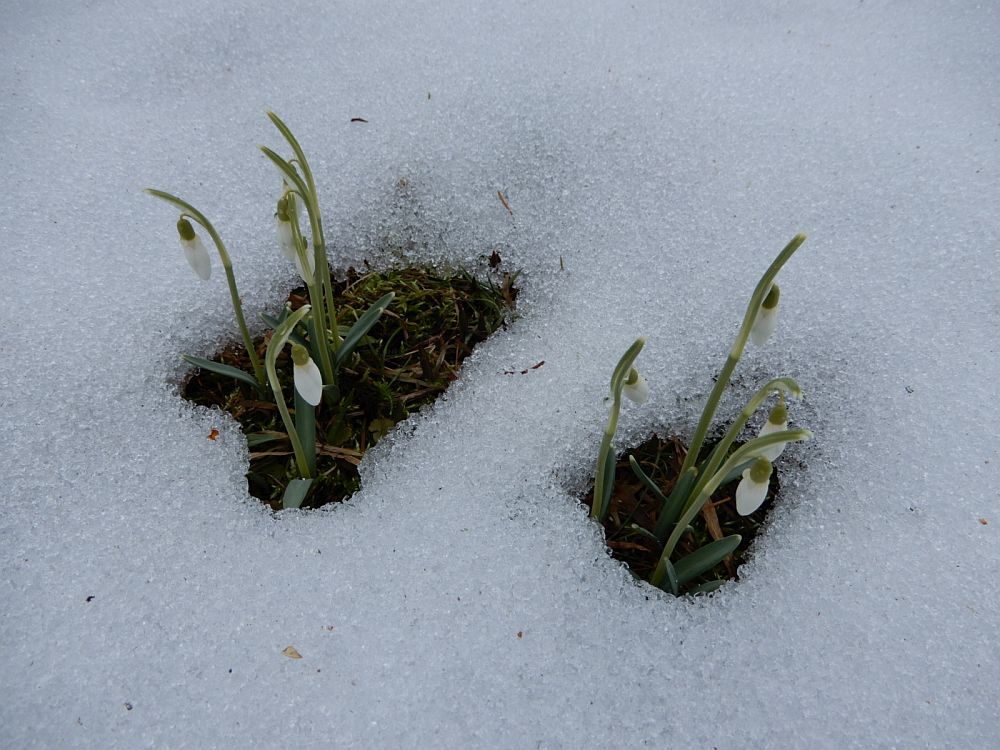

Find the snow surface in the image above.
[{"left": 2, "top": 1, "right": 999, "bottom": 747}]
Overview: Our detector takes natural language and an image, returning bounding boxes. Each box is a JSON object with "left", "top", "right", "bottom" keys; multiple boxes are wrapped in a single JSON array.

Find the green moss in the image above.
[{"left": 184, "top": 264, "right": 518, "bottom": 510}]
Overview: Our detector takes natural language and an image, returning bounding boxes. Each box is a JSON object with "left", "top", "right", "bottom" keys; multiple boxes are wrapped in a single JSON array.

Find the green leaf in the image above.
[
  {"left": 628, "top": 455, "right": 669, "bottom": 508},
  {"left": 333, "top": 292, "right": 395, "bottom": 369},
  {"left": 281, "top": 477, "right": 314, "bottom": 510},
  {"left": 597, "top": 446, "right": 617, "bottom": 521},
  {"left": 261, "top": 312, "right": 285, "bottom": 329},
  {"left": 293, "top": 387, "right": 317, "bottom": 477},
  {"left": 653, "top": 466, "right": 697, "bottom": 541},
  {"left": 674, "top": 534, "right": 742, "bottom": 586},
  {"left": 686, "top": 579, "right": 726, "bottom": 595},
  {"left": 181, "top": 354, "right": 263, "bottom": 391},
  {"left": 246, "top": 431, "right": 287, "bottom": 448},
  {"left": 262, "top": 311, "right": 308, "bottom": 348},
  {"left": 651, "top": 558, "right": 680, "bottom": 596},
  {"left": 259, "top": 145, "right": 309, "bottom": 197}
]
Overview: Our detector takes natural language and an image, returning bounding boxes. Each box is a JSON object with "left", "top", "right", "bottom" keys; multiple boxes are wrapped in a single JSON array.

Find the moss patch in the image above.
[{"left": 183, "top": 263, "right": 518, "bottom": 510}]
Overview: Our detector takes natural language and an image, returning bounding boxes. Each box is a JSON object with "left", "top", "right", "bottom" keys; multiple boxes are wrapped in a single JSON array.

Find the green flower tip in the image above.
[
  {"left": 623, "top": 367, "right": 649, "bottom": 404},
  {"left": 291, "top": 343, "right": 310, "bottom": 366},
  {"left": 748, "top": 456, "right": 773, "bottom": 483},
  {"left": 176, "top": 217, "right": 196, "bottom": 242},
  {"left": 767, "top": 402, "right": 788, "bottom": 425},
  {"left": 736, "top": 457, "right": 773, "bottom": 516},
  {"left": 751, "top": 283, "right": 781, "bottom": 346},
  {"left": 762, "top": 283, "right": 780, "bottom": 310}
]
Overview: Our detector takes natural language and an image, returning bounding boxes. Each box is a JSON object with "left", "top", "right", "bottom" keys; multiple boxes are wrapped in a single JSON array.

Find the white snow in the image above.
[{"left": 2, "top": 1, "right": 998, "bottom": 747}]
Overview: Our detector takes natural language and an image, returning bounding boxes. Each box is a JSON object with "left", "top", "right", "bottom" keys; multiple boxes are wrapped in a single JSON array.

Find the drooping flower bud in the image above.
[
  {"left": 275, "top": 196, "right": 297, "bottom": 263},
  {"left": 750, "top": 283, "right": 780, "bottom": 346},
  {"left": 623, "top": 367, "right": 649, "bottom": 404},
  {"left": 276, "top": 194, "right": 314, "bottom": 281},
  {"left": 176, "top": 217, "right": 211, "bottom": 280},
  {"left": 736, "top": 456, "right": 772, "bottom": 515},
  {"left": 758, "top": 399, "right": 789, "bottom": 461},
  {"left": 291, "top": 344, "right": 323, "bottom": 406}
]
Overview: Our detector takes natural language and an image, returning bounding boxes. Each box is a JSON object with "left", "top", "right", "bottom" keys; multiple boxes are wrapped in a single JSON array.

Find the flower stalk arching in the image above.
[
  {"left": 650, "top": 427, "right": 812, "bottom": 588},
  {"left": 591, "top": 337, "right": 646, "bottom": 521},
  {"left": 652, "top": 376, "right": 801, "bottom": 540},
  {"left": 145, "top": 188, "right": 266, "bottom": 386},
  {"left": 265, "top": 305, "right": 316, "bottom": 479},
  {"left": 264, "top": 111, "right": 341, "bottom": 352},
  {"left": 260, "top": 146, "right": 336, "bottom": 384},
  {"left": 676, "top": 233, "right": 806, "bottom": 483}
]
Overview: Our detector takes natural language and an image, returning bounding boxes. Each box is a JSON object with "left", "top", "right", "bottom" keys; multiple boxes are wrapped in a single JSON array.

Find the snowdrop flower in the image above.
[
  {"left": 758, "top": 399, "right": 789, "bottom": 461},
  {"left": 750, "top": 283, "right": 780, "bottom": 346},
  {"left": 623, "top": 367, "right": 649, "bottom": 404},
  {"left": 276, "top": 195, "right": 315, "bottom": 281},
  {"left": 291, "top": 343, "right": 323, "bottom": 406},
  {"left": 736, "top": 456, "right": 772, "bottom": 515},
  {"left": 176, "top": 217, "right": 211, "bottom": 280},
  {"left": 275, "top": 196, "right": 297, "bottom": 263}
]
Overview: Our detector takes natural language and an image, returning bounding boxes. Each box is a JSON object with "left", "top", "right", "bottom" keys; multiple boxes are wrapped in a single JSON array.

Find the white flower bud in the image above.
[
  {"left": 736, "top": 457, "right": 772, "bottom": 515},
  {"left": 177, "top": 217, "right": 211, "bottom": 281},
  {"left": 750, "top": 283, "right": 780, "bottom": 346},
  {"left": 758, "top": 401, "right": 788, "bottom": 461},
  {"left": 291, "top": 344, "right": 323, "bottom": 406},
  {"left": 622, "top": 367, "right": 649, "bottom": 404},
  {"left": 275, "top": 209, "right": 297, "bottom": 263}
]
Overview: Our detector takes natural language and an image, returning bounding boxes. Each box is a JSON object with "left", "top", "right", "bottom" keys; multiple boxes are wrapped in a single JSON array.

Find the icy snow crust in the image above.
[{"left": 2, "top": 1, "right": 998, "bottom": 747}]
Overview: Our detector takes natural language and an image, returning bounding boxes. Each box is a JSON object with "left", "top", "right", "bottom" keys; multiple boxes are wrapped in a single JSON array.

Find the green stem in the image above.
[
  {"left": 659, "top": 377, "right": 801, "bottom": 537},
  {"left": 592, "top": 338, "right": 646, "bottom": 520},
  {"left": 265, "top": 305, "right": 315, "bottom": 478},
  {"left": 659, "top": 428, "right": 811, "bottom": 566},
  {"left": 144, "top": 189, "right": 266, "bottom": 386},
  {"left": 286, "top": 191, "right": 335, "bottom": 383},
  {"left": 677, "top": 234, "right": 807, "bottom": 480},
  {"left": 266, "top": 111, "right": 341, "bottom": 351},
  {"left": 260, "top": 146, "right": 338, "bottom": 380}
]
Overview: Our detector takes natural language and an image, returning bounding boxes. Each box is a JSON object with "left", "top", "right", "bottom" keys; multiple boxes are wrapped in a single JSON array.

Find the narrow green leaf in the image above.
[
  {"left": 181, "top": 354, "right": 263, "bottom": 391},
  {"left": 597, "top": 446, "right": 617, "bottom": 521},
  {"left": 333, "top": 292, "right": 395, "bottom": 369},
  {"left": 246, "top": 431, "right": 287, "bottom": 448},
  {"left": 653, "top": 466, "right": 697, "bottom": 541},
  {"left": 293, "top": 387, "right": 317, "bottom": 477},
  {"left": 674, "top": 534, "right": 742, "bottom": 586},
  {"left": 266, "top": 111, "right": 315, "bottom": 192},
  {"left": 259, "top": 145, "right": 309, "bottom": 197},
  {"left": 262, "top": 312, "right": 308, "bottom": 347},
  {"left": 261, "top": 312, "right": 284, "bottom": 329},
  {"left": 653, "top": 559, "right": 680, "bottom": 596},
  {"left": 281, "top": 477, "right": 314, "bottom": 510},
  {"left": 686, "top": 579, "right": 726, "bottom": 595},
  {"left": 628, "top": 455, "right": 669, "bottom": 508}
]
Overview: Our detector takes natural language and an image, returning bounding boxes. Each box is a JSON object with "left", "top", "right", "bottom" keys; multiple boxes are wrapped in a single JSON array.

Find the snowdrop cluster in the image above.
[
  {"left": 593, "top": 235, "right": 812, "bottom": 595},
  {"left": 146, "top": 113, "right": 393, "bottom": 509}
]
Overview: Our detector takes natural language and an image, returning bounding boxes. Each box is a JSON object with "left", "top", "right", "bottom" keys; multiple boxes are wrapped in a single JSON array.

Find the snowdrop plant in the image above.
[
  {"left": 592, "top": 234, "right": 813, "bottom": 595},
  {"left": 146, "top": 112, "right": 394, "bottom": 509}
]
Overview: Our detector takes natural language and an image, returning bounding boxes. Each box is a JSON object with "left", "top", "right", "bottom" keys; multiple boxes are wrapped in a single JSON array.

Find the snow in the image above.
[{"left": 2, "top": 1, "right": 999, "bottom": 747}]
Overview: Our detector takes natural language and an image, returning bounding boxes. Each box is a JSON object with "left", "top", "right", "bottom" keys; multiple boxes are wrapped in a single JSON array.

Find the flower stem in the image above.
[
  {"left": 265, "top": 305, "right": 315, "bottom": 478},
  {"left": 677, "top": 234, "right": 806, "bottom": 481},
  {"left": 592, "top": 338, "right": 646, "bottom": 520},
  {"left": 145, "top": 189, "right": 266, "bottom": 386}
]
